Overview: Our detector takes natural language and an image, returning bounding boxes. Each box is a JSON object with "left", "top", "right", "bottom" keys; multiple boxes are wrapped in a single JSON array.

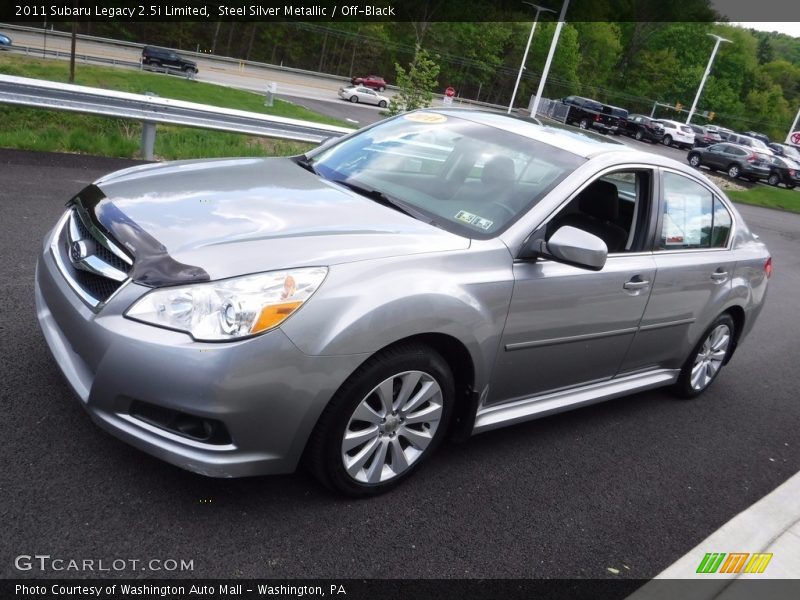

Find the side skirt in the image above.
[{"left": 472, "top": 369, "right": 680, "bottom": 434}]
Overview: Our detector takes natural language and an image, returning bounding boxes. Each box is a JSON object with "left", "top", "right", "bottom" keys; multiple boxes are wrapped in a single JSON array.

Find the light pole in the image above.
[
  {"left": 508, "top": 3, "right": 555, "bottom": 114},
  {"left": 530, "top": 0, "right": 570, "bottom": 119},
  {"left": 686, "top": 33, "right": 731, "bottom": 125}
]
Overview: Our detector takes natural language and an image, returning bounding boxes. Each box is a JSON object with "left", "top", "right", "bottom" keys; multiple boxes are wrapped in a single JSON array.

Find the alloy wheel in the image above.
[
  {"left": 341, "top": 370, "right": 443, "bottom": 484},
  {"left": 690, "top": 324, "right": 731, "bottom": 391}
]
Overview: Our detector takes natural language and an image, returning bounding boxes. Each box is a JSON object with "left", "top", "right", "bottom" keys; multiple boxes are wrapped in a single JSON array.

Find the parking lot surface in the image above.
[{"left": 1, "top": 148, "right": 798, "bottom": 579}]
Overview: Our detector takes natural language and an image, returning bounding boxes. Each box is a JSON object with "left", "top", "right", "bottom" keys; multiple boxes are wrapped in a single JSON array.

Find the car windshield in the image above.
[{"left": 307, "top": 112, "right": 585, "bottom": 238}]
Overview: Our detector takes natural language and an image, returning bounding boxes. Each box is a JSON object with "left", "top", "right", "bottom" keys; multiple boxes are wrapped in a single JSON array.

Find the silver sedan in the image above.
[
  {"left": 36, "top": 110, "right": 770, "bottom": 496},
  {"left": 338, "top": 85, "right": 389, "bottom": 107}
]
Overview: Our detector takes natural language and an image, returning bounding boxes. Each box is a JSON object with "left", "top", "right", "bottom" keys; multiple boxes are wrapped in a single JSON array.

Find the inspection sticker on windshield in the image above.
[
  {"left": 404, "top": 113, "right": 448, "bottom": 124},
  {"left": 455, "top": 211, "right": 493, "bottom": 230}
]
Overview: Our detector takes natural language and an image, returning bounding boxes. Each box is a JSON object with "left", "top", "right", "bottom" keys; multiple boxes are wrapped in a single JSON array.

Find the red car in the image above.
[{"left": 350, "top": 75, "right": 387, "bottom": 92}]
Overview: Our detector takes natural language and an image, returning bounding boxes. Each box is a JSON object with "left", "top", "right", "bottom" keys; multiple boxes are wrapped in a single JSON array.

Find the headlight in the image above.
[{"left": 126, "top": 267, "right": 328, "bottom": 341}]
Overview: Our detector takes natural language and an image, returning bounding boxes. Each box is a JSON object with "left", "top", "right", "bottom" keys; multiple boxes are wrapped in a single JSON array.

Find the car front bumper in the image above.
[{"left": 34, "top": 229, "right": 368, "bottom": 478}]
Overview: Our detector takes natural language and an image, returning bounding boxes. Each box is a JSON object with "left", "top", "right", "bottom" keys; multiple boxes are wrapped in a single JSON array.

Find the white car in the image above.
[
  {"left": 658, "top": 119, "right": 696, "bottom": 149},
  {"left": 338, "top": 85, "right": 389, "bottom": 107}
]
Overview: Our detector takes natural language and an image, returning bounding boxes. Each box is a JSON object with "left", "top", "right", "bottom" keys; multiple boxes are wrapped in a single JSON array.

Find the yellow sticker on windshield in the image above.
[{"left": 404, "top": 112, "right": 448, "bottom": 124}]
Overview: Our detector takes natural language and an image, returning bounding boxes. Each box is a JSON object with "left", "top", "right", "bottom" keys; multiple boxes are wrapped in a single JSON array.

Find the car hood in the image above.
[{"left": 88, "top": 157, "right": 469, "bottom": 284}]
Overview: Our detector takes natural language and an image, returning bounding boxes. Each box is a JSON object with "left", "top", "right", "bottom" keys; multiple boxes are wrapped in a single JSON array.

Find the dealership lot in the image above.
[{"left": 1, "top": 148, "right": 798, "bottom": 579}]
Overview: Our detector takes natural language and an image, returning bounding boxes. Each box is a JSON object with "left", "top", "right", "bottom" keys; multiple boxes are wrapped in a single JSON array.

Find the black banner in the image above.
[
  {"left": 1, "top": 0, "right": 799, "bottom": 23},
  {"left": 4, "top": 579, "right": 800, "bottom": 600}
]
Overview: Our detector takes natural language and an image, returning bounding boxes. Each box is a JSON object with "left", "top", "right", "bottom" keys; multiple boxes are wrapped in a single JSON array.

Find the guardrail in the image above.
[{"left": 0, "top": 74, "right": 355, "bottom": 159}]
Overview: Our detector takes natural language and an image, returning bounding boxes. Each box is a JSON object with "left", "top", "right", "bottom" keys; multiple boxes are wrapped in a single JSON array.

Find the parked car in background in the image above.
[
  {"left": 0, "top": 33, "right": 12, "bottom": 48},
  {"left": 687, "top": 143, "right": 773, "bottom": 181},
  {"left": 141, "top": 46, "right": 197, "bottom": 74},
  {"left": 744, "top": 131, "right": 771, "bottom": 145},
  {"left": 620, "top": 114, "right": 665, "bottom": 143},
  {"left": 350, "top": 75, "right": 387, "bottom": 91},
  {"left": 606, "top": 105, "right": 629, "bottom": 135},
  {"left": 768, "top": 143, "right": 800, "bottom": 161},
  {"left": 561, "top": 96, "right": 620, "bottom": 134},
  {"left": 34, "top": 109, "right": 771, "bottom": 496},
  {"left": 689, "top": 124, "right": 722, "bottom": 148},
  {"left": 659, "top": 119, "right": 695, "bottom": 149},
  {"left": 708, "top": 126, "right": 735, "bottom": 141},
  {"left": 338, "top": 85, "right": 389, "bottom": 107},
  {"left": 766, "top": 155, "right": 800, "bottom": 189},
  {"left": 726, "top": 133, "right": 774, "bottom": 155}
]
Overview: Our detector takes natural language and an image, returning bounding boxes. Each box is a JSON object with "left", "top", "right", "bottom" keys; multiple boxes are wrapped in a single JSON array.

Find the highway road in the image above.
[{"left": 1, "top": 148, "right": 799, "bottom": 580}]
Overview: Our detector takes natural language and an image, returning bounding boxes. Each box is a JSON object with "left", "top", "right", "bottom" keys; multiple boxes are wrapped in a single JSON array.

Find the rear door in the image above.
[{"left": 618, "top": 169, "right": 736, "bottom": 374}]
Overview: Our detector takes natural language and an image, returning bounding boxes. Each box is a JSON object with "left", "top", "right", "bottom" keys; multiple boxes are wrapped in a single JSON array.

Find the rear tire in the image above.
[
  {"left": 672, "top": 314, "right": 735, "bottom": 399},
  {"left": 579, "top": 118, "right": 590, "bottom": 129},
  {"left": 305, "top": 343, "right": 454, "bottom": 497},
  {"left": 634, "top": 130, "right": 643, "bottom": 141},
  {"left": 378, "top": 100, "right": 387, "bottom": 108},
  {"left": 378, "top": 86, "right": 386, "bottom": 92}
]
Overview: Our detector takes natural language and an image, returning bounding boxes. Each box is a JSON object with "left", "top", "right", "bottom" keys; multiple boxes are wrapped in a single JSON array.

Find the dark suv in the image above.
[
  {"left": 141, "top": 46, "right": 198, "bottom": 75},
  {"left": 620, "top": 114, "right": 664, "bottom": 143}
]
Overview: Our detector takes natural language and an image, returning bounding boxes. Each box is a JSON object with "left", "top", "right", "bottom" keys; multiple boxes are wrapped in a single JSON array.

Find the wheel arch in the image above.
[{"left": 722, "top": 304, "right": 746, "bottom": 364}]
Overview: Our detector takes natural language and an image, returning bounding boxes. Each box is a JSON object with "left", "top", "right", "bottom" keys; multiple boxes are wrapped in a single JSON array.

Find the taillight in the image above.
[
  {"left": 789, "top": 169, "right": 796, "bottom": 177},
  {"left": 747, "top": 154, "right": 757, "bottom": 163},
  {"left": 594, "top": 114, "right": 601, "bottom": 122},
  {"left": 765, "top": 257, "right": 773, "bottom": 278}
]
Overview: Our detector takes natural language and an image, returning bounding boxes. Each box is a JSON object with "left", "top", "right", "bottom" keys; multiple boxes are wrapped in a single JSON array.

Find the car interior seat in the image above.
[{"left": 548, "top": 180, "right": 628, "bottom": 252}]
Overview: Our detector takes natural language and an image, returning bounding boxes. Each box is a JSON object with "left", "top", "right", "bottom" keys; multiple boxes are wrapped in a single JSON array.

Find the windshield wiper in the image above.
[
  {"left": 292, "top": 155, "right": 318, "bottom": 175},
  {"left": 331, "top": 179, "right": 433, "bottom": 224}
]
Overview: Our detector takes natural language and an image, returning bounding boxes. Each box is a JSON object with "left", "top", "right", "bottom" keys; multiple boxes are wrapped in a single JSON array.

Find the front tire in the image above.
[
  {"left": 634, "top": 130, "right": 644, "bottom": 141},
  {"left": 728, "top": 164, "right": 740, "bottom": 179},
  {"left": 306, "top": 344, "right": 454, "bottom": 496},
  {"left": 349, "top": 95, "right": 359, "bottom": 103},
  {"left": 688, "top": 153, "right": 701, "bottom": 168},
  {"left": 672, "top": 314, "right": 735, "bottom": 399},
  {"left": 663, "top": 135, "right": 673, "bottom": 147},
  {"left": 768, "top": 173, "right": 780, "bottom": 186},
  {"left": 378, "top": 100, "right": 387, "bottom": 108}
]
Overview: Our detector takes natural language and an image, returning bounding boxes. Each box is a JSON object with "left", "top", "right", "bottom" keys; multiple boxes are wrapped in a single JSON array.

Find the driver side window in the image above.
[{"left": 542, "top": 170, "right": 653, "bottom": 254}]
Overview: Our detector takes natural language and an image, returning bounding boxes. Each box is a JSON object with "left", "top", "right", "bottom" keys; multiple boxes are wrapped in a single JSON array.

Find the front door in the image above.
[{"left": 488, "top": 168, "right": 657, "bottom": 405}]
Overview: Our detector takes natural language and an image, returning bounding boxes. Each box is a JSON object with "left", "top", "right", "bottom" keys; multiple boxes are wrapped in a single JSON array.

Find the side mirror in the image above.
[{"left": 530, "top": 226, "right": 608, "bottom": 271}]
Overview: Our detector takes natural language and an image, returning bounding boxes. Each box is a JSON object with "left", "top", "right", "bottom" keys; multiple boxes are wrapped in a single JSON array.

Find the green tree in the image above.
[{"left": 389, "top": 45, "right": 441, "bottom": 115}]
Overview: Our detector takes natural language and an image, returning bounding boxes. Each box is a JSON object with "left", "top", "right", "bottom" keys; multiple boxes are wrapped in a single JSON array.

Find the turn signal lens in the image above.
[{"left": 764, "top": 257, "right": 773, "bottom": 279}]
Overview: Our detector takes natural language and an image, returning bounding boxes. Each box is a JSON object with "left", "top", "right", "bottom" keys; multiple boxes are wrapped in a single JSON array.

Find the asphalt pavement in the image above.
[{"left": 1, "top": 148, "right": 799, "bottom": 581}]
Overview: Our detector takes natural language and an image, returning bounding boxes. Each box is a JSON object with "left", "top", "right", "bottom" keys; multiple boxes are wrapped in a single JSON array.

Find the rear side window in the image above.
[{"left": 658, "top": 172, "right": 732, "bottom": 250}]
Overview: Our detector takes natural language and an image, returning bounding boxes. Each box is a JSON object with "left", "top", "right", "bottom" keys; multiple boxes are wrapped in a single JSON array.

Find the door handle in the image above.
[
  {"left": 711, "top": 270, "right": 729, "bottom": 283},
  {"left": 623, "top": 279, "right": 650, "bottom": 290}
]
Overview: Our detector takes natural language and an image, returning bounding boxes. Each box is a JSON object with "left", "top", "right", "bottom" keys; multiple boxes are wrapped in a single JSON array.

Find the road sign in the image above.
[
  {"left": 445, "top": 86, "right": 455, "bottom": 98},
  {"left": 791, "top": 131, "right": 800, "bottom": 145}
]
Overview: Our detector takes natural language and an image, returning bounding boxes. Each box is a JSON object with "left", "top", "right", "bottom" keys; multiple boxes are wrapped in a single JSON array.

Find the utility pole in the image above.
[
  {"left": 530, "top": 0, "right": 570, "bottom": 119},
  {"left": 686, "top": 34, "right": 731, "bottom": 125},
  {"left": 508, "top": 3, "right": 554, "bottom": 114}
]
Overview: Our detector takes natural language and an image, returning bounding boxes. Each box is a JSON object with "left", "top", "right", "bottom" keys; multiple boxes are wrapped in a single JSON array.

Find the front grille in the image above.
[{"left": 52, "top": 208, "right": 134, "bottom": 309}]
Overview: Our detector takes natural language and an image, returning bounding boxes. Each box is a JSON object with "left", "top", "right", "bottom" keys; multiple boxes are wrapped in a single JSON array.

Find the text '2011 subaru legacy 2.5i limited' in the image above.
[{"left": 36, "top": 110, "right": 771, "bottom": 496}]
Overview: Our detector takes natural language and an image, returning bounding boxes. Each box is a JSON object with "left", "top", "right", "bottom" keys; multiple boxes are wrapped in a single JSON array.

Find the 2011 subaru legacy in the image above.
[{"left": 35, "top": 110, "right": 771, "bottom": 496}]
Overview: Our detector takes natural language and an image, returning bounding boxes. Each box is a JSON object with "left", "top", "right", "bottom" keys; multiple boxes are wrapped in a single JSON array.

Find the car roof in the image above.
[{"left": 428, "top": 109, "right": 642, "bottom": 159}]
